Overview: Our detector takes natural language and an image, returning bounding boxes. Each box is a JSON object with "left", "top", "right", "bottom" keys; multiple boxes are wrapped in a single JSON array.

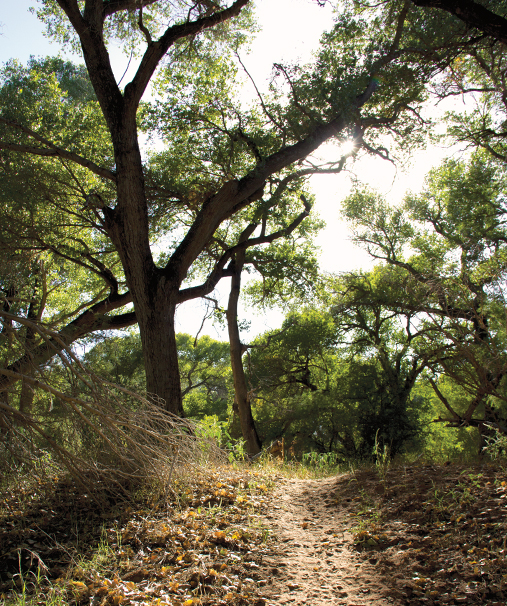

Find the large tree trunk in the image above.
[
  {"left": 137, "top": 297, "right": 184, "bottom": 415},
  {"left": 106, "top": 117, "right": 185, "bottom": 415},
  {"left": 226, "top": 251, "right": 262, "bottom": 457}
]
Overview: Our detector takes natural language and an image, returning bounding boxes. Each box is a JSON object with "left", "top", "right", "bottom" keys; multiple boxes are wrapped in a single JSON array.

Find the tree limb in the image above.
[
  {"left": 411, "top": 0, "right": 507, "bottom": 45},
  {"left": 0, "top": 292, "right": 136, "bottom": 393},
  {"left": 178, "top": 196, "right": 311, "bottom": 303},
  {"left": 0, "top": 117, "right": 117, "bottom": 183},
  {"left": 125, "top": 0, "right": 250, "bottom": 111}
]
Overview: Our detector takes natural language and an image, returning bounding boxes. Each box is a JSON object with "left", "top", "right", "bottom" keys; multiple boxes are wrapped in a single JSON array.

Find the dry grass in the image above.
[{"left": 0, "top": 316, "right": 225, "bottom": 501}]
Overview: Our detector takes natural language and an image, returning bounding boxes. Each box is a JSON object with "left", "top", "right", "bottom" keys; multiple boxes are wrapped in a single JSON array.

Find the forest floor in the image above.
[
  {"left": 1, "top": 462, "right": 507, "bottom": 605},
  {"left": 256, "top": 465, "right": 507, "bottom": 605}
]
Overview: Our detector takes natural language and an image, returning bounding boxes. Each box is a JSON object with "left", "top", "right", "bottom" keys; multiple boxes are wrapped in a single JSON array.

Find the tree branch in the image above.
[
  {"left": 125, "top": 0, "right": 250, "bottom": 111},
  {"left": 0, "top": 292, "right": 136, "bottom": 393},
  {"left": 103, "top": 0, "right": 158, "bottom": 18},
  {"left": 177, "top": 196, "right": 312, "bottom": 303},
  {"left": 0, "top": 118, "right": 117, "bottom": 183},
  {"left": 410, "top": 0, "right": 507, "bottom": 45}
]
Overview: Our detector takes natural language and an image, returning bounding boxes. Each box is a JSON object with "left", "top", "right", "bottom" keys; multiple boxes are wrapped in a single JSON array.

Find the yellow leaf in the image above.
[
  {"left": 69, "top": 581, "right": 87, "bottom": 590},
  {"left": 68, "top": 580, "right": 89, "bottom": 597},
  {"left": 183, "top": 600, "right": 194, "bottom": 606}
]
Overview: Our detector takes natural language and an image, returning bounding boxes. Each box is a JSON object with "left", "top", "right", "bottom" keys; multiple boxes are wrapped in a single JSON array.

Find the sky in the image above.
[{"left": 0, "top": 0, "right": 457, "bottom": 340}]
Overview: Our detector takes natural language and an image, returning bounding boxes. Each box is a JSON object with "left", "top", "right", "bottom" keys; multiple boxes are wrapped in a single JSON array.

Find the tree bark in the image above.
[
  {"left": 226, "top": 249, "right": 262, "bottom": 457},
  {"left": 137, "top": 293, "right": 184, "bottom": 415}
]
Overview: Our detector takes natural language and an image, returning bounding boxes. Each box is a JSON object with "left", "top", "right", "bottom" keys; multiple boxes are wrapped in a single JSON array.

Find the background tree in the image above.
[
  {"left": 248, "top": 304, "right": 426, "bottom": 460},
  {"left": 342, "top": 151, "right": 507, "bottom": 445},
  {"left": 82, "top": 331, "right": 232, "bottom": 418},
  {"left": 330, "top": 269, "right": 430, "bottom": 456}
]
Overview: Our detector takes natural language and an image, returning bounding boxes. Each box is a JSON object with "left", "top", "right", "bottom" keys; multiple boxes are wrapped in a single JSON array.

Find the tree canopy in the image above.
[{"left": 1, "top": 0, "right": 507, "bottom": 458}]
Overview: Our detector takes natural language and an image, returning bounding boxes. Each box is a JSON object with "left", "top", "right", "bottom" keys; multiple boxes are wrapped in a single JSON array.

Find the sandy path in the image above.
[{"left": 257, "top": 476, "right": 397, "bottom": 606}]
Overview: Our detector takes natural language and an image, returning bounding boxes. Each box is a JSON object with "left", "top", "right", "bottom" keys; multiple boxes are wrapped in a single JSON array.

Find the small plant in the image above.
[
  {"left": 301, "top": 451, "right": 339, "bottom": 474},
  {"left": 351, "top": 490, "right": 384, "bottom": 549},
  {"left": 483, "top": 429, "right": 507, "bottom": 467},
  {"left": 373, "top": 430, "right": 390, "bottom": 482},
  {"left": 2, "top": 556, "right": 64, "bottom": 606},
  {"left": 432, "top": 486, "right": 447, "bottom": 511},
  {"left": 195, "top": 415, "right": 246, "bottom": 463}
]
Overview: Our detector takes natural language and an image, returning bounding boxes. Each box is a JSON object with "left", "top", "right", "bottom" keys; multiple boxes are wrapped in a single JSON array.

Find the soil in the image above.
[
  {"left": 256, "top": 465, "right": 507, "bottom": 606},
  {"left": 258, "top": 476, "right": 389, "bottom": 605}
]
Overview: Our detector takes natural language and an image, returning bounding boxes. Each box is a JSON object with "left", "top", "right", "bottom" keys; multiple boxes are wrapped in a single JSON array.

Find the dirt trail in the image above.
[{"left": 257, "top": 477, "right": 396, "bottom": 606}]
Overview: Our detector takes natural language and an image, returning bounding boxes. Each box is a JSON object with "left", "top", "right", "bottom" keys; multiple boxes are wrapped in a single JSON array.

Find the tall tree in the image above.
[
  {"left": 342, "top": 152, "right": 507, "bottom": 439},
  {"left": 330, "top": 269, "right": 430, "bottom": 455},
  {"left": 224, "top": 192, "right": 321, "bottom": 456},
  {"left": 0, "top": 0, "right": 481, "bottom": 414}
]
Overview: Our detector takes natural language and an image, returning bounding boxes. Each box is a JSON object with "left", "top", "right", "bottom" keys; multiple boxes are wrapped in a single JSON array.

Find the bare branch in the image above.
[{"left": 236, "top": 52, "right": 285, "bottom": 131}]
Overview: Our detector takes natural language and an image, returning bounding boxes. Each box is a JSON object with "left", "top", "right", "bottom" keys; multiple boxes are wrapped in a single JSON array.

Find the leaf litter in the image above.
[
  {"left": 253, "top": 463, "right": 507, "bottom": 605},
  {"left": 1, "top": 463, "right": 507, "bottom": 606},
  {"left": 0, "top": 469, "right": 273, "bottom": 605}
]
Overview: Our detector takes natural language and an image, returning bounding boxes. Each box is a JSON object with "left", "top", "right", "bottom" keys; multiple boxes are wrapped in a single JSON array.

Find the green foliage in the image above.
[
  {"left": 195, "top": 415, "right": 246, "bottom": 462},
  {"left": 248, "top": 306, "right": 425, "bottom": 462},
  {"left": 3, "top": 0, "right": 507, "bottom": 467},
  {"left": 301, "top": 450, "right": 339, "bottom": 472},
  {"left": 373, "top": 430, "right": 390, "bottom": 481},
  {"left": 342, "top": 151, "right": 507, "bottom": 447},
  {"left": 483, "top": 430, "right": 507, "bottom": 466},
  {"left": 0, "top": 56, "right": 121, "bottom": 359},
  {"left": 83, "top": 332, "right": 233, "bottom": 420}
]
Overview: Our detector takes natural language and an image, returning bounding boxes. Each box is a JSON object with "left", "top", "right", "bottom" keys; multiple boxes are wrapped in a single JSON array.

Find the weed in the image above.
[
  {"left": 2, "top": 555, "right": 65, "bottom": 606},
  {"left": 195, "top": 415, "right": 247, "bottom": 463},
  {"left": 432, "top": 486, "right": 447, "bottom": 511},
  {"left": 483, "top": 429, "right": 507, "bottom": 467},
  {"left": 373, "top": 430, "right": 390, "bottom": 482},
  {"left": 300, "top": 451, "right": 341, "bottom": 477},
  {"left": 72, "top": 527, "right": 117, "bottom": 581},
  {"left": 350, "top": 488, "right": 382, "bottom": 543}
]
